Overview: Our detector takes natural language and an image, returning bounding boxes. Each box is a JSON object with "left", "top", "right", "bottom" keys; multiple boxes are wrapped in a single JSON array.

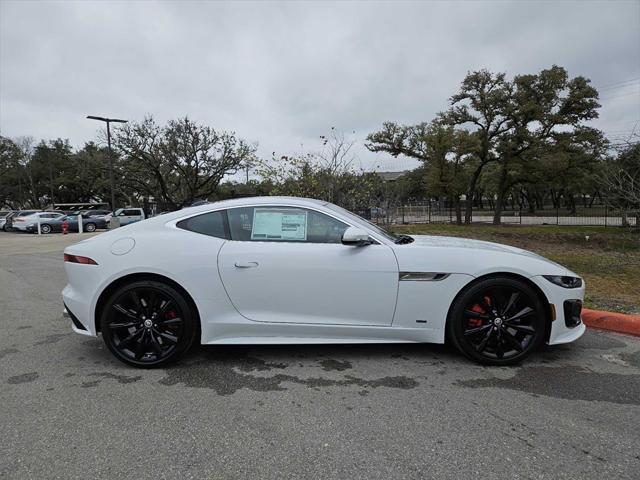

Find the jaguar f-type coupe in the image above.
[{"left": 62, "top": 197, "right": 585, "bottom": 368}]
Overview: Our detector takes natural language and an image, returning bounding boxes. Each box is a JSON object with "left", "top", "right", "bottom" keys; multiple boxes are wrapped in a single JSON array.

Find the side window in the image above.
[
  {"left": 177, "top": 211, "right": 228, "bottom": 239},
  {"left": 123, "top": 209, "right": 141, "bottom": 216},
  {"left": 227, "top": 207, "right": 348, "bottom": 244}
]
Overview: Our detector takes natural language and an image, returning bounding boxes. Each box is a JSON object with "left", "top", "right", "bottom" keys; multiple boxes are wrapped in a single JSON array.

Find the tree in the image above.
[
  {"left": 439, "top": 70, "right": 514, "bottom": 223},
  {"left": 366, "top": 122, "right": 475, "bottom": 224},
  {"left": 601, "top": 142, "right": 640, "bottom": 227},
  {"left": 487, "top": 67, "right": 600, "bottom": 223},
  {"left": 0, "top": 136, "right": 24, "bottom": 208},
  {"left": 367, "top": 66, "right": 603, "bottom": 224},
  {"left": 114, "top": 117, "right": 257, "bottom": 210}
]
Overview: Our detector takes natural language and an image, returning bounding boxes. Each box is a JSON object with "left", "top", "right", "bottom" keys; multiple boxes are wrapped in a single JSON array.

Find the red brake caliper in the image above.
[
  {"left": 469, "top": 296, "right": 492, "bottom": 328},
  {"left": 468, "top": 303, "right": 485, "bottom": 328}
]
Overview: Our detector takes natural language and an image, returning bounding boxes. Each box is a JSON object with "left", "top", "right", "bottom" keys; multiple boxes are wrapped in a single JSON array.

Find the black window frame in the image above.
[{"left": 176, "top": 210, "right": 230, "bottom": 240}]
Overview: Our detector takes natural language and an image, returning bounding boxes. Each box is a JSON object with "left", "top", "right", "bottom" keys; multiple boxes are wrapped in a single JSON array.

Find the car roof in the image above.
[{"left": 129, "top": 196, "right": 329, "bottom": 227}]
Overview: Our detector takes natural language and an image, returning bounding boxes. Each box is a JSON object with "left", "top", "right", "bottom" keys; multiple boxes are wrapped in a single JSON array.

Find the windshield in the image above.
[{"left": 324, "top": 203, "right": 399, "bottom": 243}]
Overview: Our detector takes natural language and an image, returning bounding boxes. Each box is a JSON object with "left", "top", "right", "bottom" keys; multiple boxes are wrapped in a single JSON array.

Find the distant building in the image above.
[{"left": 376, "top": 170, "right": 410, "bottom": 182}]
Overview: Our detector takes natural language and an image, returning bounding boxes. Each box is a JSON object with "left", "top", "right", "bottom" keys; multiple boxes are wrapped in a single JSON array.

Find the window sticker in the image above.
[{"left": 251, "top": 209, "right": 307, "bottom": 241}]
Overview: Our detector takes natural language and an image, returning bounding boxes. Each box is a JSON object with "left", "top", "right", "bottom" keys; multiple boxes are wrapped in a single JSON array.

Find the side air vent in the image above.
[{"left": 399, "top": 272, "right": 450, "bottom": 281}]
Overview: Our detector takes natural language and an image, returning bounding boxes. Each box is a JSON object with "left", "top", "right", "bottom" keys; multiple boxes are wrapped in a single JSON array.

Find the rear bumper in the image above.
[{"left": 63, "top": 305, "right": 93, "bottom": 336}]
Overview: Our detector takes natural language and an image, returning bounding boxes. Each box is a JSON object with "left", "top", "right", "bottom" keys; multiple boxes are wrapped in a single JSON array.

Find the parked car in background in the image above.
[
  {"left": 25, "top": 214, "right": 108, "bottom": 234},
  {"left": 5, "top": 210, "right": 41, "bottom": 231},
  {"left": 79, "top": 209, "right": 113, "bottom": 223},
  {"left": 114, "top": 207, "right": 145, "bottom": 226},
  {"left": 0, "top": 211, "right": 14, "bottom": 231},
  {"left": 14, "top": 212, "right": 66, "bottom": 232}
]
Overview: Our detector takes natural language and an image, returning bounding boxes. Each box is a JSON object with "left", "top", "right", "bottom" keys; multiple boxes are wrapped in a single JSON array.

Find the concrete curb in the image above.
[{"left": 582, "top": 308, "right": 640, "bottom": 337}]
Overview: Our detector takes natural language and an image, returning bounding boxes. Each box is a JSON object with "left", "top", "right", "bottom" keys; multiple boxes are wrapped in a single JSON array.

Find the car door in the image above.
[{"left": 217, "top": 205, "right": 399, "bottom": 326}]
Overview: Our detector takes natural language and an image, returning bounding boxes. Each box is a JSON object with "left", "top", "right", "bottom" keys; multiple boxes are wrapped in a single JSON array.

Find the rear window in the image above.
[{"left": 177, "top": 211, "right": 228, "bottom": 239}]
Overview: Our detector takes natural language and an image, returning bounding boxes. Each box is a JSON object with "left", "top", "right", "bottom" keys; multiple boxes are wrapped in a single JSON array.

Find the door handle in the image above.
[{"left": 234, "top": 261, "right": 259, "bottom": 268}]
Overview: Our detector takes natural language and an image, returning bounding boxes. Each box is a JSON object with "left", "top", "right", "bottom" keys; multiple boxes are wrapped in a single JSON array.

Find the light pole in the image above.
[{"left": 87, "top": 115, "right": 127, "bottom": 212}]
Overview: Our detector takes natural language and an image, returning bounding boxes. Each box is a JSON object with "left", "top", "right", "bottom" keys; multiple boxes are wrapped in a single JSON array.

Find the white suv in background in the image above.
[{"left": 114, "top": 208, "right": 145, "bottom": 226}]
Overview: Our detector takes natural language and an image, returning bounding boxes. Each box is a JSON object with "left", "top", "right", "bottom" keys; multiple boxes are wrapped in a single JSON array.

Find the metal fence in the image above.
[{"left": 371, "top": 202, "right": 639, "bottom": 227}]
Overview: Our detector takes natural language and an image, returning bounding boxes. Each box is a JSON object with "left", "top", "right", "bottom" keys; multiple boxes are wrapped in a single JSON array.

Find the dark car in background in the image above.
[
  {"left": 24, "top": 214, "right": 108, "bottom": 234},
  {"left": 0, "top": 211, "right": 14, "bottom": 231}
]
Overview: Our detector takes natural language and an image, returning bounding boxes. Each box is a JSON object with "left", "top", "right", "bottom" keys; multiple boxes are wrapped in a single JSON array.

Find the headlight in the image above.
[{"left": 543, "top": 275, "right": 583, "bottom": 289}]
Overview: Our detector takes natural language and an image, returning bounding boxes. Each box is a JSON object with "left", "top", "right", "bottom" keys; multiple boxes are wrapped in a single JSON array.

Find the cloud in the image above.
[{"left": 1, "top": 0, "right": 638, "bottom": 175}]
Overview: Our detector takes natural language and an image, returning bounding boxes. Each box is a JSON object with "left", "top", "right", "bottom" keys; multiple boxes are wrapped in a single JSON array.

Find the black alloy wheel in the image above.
[
  {"left": 448, "top": 277, "right": 546, "bottom": 365},
  {"left": 41, "top": 224, "right": 51, "bottom": 234},
  {"left": 100, "top": 281, "right": 198, "bottom": 368},
  {"left": 84, "top": 222, "right": 97, "bottom": 232}
]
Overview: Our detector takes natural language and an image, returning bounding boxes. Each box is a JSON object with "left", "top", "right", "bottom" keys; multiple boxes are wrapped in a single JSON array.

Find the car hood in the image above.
[
  {"left": 392, "top": 235, "right": 572, "bottom": 277},
  {"left": 409, "top": 234, "right": 535, "bottom": 254}
]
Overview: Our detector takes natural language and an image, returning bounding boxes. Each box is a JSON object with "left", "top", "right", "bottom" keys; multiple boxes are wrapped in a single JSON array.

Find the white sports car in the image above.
[{"left": 62, "top": 197, "right": 585, "bottom": 368}]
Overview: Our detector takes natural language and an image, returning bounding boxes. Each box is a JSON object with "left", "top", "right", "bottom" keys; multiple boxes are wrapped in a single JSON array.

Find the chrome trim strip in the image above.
[{"left": 399, "top": 272, "right": 450, "bottom": 281}]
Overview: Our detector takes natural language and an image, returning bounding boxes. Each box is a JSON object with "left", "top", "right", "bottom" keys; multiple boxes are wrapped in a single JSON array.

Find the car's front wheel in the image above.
[
  {"left": 447, "top": 276, "right": 547, "bottom": 366},
  {"left": 41, "top": 224, "right": 51, "bottom": 234},
  {"left": 84, "top": 222, "right": 96, "bottom": 232},
  {"left": 100, "top": 280, "right": 198, "bottom": 368}
]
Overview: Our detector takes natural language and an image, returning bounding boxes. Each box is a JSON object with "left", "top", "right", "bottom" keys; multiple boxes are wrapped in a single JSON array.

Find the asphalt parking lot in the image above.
[{"left": 1, "top": 231, "right": 639, "bottom": 480}]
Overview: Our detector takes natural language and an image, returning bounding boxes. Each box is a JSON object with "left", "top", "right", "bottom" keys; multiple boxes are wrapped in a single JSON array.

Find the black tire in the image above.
[
  {"left": 84, "top": 222, "right": 96, "bottom": 232},
  {"left": 41, "top": 224, "right": 51, "bottom": 234},
  {"left": 100, "top": 280, "right": 199, "bottom": 368},
  {"left": 447, "top": 276, "right": 547, "bottom": 366}
]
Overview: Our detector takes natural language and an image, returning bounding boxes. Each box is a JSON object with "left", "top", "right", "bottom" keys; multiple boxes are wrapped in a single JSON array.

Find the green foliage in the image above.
[
  {"left": 367, "top": 65, "right": 605, "bottom": 224},
  {"left": 114, "top": 116, "right": 257, "bottom": 210}
]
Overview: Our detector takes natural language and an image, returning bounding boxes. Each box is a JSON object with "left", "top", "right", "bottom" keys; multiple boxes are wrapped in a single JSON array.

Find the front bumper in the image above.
[{"left": 529, "top": 275, "right": 586, "bottom": 345}]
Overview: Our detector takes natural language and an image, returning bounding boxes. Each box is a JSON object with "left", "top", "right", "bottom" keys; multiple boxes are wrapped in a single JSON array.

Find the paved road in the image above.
[{"left": 1, "top": 232, "right": 639, "bottom": 479}]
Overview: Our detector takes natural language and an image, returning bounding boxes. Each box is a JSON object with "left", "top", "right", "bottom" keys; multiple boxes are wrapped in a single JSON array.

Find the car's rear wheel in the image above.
[
  {"left": 41, "top": 224, "right": 51, "bottom": 234},
  {"left": 447, "top": 276, "right": 546, "bottom": 366},
  {"left": 100, "top": 280, "right": 198, "bottom": 368},
  {"left": 84, "top": 222, "right": 96, "bottom": 232}
]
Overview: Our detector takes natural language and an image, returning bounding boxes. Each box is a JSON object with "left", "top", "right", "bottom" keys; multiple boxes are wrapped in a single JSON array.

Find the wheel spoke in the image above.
[
  {"left": 157, "top": 299, "right": 173, "bottom": 317},
  {"left": 155, "top": 330, "right": 178, "bottom": 345},
  {"left": 502, "top": 292, "right": 520, "bottom": 317},
  {"left": 158, "top": 317, "right": 182, "bottom": 326},
  {"left": 464, "top": 324, "right": 492, "bottom": 336},
  {"left": 475, "top": 328, "right": 493, "bottom": 353},
  {"left": 506, "top": 323, "right": 536, "bottom": 335},
  {"left": 463, "top": 310, "right": 492, "bottom": 321},
  {"left": 134, "top": 330, "right": 148, "bottom": 359},
  {"left": 129, "top": 291, "right": 143, "bottom": 312},
  {"left": 147, "top": 291, "right": 158, "bottom": 315},
  {"left": 149, "top": 331, "right": 163, "bottom": 356},
  {"left": 113, "top": 303, "right": 139, "bottom": 320},
  {"left": 120, "top": 327, "right": 143, "bottom": 348},
  {"left": 109, "top": 321, "right": 138, "bottom": 329},
  {"left": 495, "top": 330, "right": 505, "bottom": 359},
  {"left": 501, "top": 328, "right": 524, "bottom": 352},
  {"left": 505, "top": 307, "right": 534, "bottom": 322}
]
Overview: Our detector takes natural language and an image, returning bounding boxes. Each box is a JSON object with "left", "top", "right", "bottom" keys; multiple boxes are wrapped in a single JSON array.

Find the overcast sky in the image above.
[{"left": 1, "top": 0, "right": 639, "bottom": 175}]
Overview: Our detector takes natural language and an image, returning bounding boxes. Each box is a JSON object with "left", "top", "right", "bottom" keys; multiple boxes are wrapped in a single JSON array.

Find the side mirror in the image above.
[{"left": 341, "top": 227, "right": 371, "bottom": 246}]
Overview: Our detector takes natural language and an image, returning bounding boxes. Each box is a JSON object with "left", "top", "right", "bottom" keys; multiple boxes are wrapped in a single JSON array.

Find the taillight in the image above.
[{"left": 64, "top": 253, "right": 98, "bottom": 265}]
